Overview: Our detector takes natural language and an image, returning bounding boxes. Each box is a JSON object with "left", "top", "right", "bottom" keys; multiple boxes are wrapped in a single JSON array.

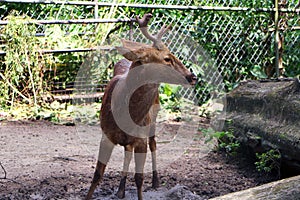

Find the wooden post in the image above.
[
  {"left": 274, "top": 0, "right": 280, "bottom": 78},
  {"left": 94, "top": 0, "right": 98, "bottom": 19},
  {"left": 129, "top": 21, "right": 134, "bottom": 41}
]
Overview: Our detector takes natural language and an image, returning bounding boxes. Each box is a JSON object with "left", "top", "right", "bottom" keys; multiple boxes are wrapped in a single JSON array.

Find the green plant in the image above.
[
  {"left": 0, "top": 7, "right": 121, "bottom": 120},
  {"left": 203, "top": 128, "right": 240, "bottom": 155},
  {"left": 255, "top": 149, "right": 281, "bottom": 173},
  {"left": 159, "top": 83, "right": 182, "bottom": 112},
  {"left": 250, "top": 65, "right": 268, "bottom": 79},
  {"left": 0, "top": 13, "right": 44, "bottom": 109},
  {"left": 190, "top": 7, "right": 275, "bottom": 91}
]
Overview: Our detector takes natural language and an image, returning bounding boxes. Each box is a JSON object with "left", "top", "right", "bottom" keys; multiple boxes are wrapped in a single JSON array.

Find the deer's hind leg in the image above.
[
  {"left": 85, "top": 134, "right": 115, "bottom": 200},
  {"left": 116, "top": 145, "right": 133, "bottom": 199},
  {"left": 149, "top": 135, "right": 159, "bottom": 189},
  {"left": 149, "top": 97, "right": 160, "bottom": 189}
]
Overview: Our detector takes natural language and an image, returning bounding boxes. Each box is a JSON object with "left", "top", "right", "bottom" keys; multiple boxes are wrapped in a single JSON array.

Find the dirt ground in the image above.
[{"left": 0, "top": 119, "right": 277, "bottom": 200}]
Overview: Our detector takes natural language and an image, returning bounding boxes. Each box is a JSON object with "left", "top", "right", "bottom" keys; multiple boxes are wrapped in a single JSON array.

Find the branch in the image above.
[
  {"left": 25, "top": 46, "right": 37, "bottom": 106},
  {"left": 0, "top": 162, "right": 7, "bottom": 179},
  {"left": 0, "top": 162, "right": 25, "bottom": 185},
  {"left": 0, "top": 72, "right": 32, "bottom": 104},
  {"left": 295, "top": 0, "right": 300, "bottom": 9}
]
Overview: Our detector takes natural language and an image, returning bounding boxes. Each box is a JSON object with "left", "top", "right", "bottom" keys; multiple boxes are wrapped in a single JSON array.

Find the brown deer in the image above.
[
  {"left": 85, "top": 13, "right": 197, "bottom": 200},
  {"left": 112, "top": 55, "right": 161, "bottom": 191}
]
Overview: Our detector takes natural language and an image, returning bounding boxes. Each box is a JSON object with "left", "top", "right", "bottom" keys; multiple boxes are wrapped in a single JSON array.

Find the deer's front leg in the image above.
[
  {"left": 134, "top": 140, "right": 147, "bottom": 200},
  {"left": 116, "top": 145, "right": 133, "bottom": 199}
]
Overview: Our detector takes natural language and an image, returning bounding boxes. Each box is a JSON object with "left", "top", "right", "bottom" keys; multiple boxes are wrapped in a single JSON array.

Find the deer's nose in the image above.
[{"left": 186, "top": 73, "right": 197, "bottom": 85}]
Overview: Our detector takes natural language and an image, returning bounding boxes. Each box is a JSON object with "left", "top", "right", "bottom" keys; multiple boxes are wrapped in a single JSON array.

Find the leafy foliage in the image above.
[
  {"left": 0, "top": 13, "right": 43, "bottom": 108},
  {"left": 283, "top": 20, "right": 300, "bottom": 77},
  {"left": 191, "top": 10, "right": 274, "bottom": 90},
  {"left": 159, "top": 84, "right": 182, "bottom": 112},
  {"left": 203, "top": 128, "right": 240, "bottom": 155},
  {"left": 255, "top": 149, "right": 281, "bottom": 173},
  {"left": 0, "top": 5, "right": 121, "bottom": 119}
]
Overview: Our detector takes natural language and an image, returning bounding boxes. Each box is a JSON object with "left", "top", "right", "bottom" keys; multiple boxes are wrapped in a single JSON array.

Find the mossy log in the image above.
[
  {"left": 210, "top": 175, "right": 300, "bottom": 200},
  {"left": 223, "top": 78, "right": 300, "bottom": 176}
]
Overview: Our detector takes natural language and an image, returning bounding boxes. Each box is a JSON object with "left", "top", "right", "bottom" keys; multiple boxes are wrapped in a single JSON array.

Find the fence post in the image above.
[
  {"left": 94, "top": 0, "right": 98, "bottom": 19},
  {"left": 274, "top": 0, "right": 280, "bottom": 77}
]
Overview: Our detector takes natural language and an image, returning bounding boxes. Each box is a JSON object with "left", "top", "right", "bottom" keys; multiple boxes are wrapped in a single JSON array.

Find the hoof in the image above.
[{"left": 116, "top": 190, "right": 125, "bottom": 199}]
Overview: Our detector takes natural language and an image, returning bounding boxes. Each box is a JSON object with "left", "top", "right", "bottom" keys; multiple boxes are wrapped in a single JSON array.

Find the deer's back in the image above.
[{"left": 113, "top": 59, "right": 131, "bottom": 76}]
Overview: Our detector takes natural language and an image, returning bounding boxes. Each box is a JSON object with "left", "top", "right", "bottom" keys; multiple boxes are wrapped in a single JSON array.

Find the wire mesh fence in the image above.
[{"left": 0, "top": 0, "right": 299, "bottom": 105}]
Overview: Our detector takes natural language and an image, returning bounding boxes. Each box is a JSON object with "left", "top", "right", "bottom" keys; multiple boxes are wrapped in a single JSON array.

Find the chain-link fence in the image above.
[{"left": 0, "top": 0, "right": 299, "bottom": 105}]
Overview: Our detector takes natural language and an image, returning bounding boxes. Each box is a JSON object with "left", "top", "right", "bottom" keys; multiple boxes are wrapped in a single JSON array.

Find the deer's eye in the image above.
[{"left": 164, "top": 57, "right": 172, "bottom": 63}]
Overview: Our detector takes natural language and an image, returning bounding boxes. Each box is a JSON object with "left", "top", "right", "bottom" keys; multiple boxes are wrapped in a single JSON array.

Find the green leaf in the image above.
[{"left": 250, "top": 65, "right": 268, "bottom": 79}]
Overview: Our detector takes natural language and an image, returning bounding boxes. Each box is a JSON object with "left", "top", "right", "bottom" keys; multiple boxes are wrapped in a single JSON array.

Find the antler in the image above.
[{"left": 136, "top": 13, "right": 171, "bottom": 50}]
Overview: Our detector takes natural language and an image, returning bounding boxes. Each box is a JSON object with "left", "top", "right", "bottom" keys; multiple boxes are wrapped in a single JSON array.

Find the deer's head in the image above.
[{"left": 116, "top": 13, "right": 197, "bottom": 85}]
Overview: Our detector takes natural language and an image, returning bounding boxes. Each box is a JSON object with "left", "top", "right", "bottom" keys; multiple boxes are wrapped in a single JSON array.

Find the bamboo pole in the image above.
[
  {"left": 0, "top": 47, "right": 114, "bottom": 56},
  {"left": 268, "top": 26, "right": 300, "bottom": 31},
  {"left": 40, "top": 47, "right": 114, "bottom": 54},
  {"left": 3, "top": 0, "right": 300, "bottom": 13},
  {"left": 94, "top": 0, "right": 98, "bottom": 19},
  {"left": 274, "top": 0, "right": 280, "bottom": 78},
  {"left": 0, "top": 18, "right": 134, "bottom": 25}
]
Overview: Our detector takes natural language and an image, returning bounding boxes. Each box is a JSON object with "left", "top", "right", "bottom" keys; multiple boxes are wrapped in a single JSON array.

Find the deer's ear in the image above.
[
  {"left": 116, "top": 46, "right": 139, "bottom": 61},
  {"left": 121, "top": 39, "right": 151, "bottom": 50}
]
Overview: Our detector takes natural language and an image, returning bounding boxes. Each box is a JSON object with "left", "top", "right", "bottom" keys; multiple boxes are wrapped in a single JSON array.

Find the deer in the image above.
[{"left": 85, "top": 13, "right": 197, "bottom": 200}]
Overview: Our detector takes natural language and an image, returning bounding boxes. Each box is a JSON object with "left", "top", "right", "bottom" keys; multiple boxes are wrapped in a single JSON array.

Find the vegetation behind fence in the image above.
[{"left": 0, "top": 0, "right": 299, "bottom": 119}]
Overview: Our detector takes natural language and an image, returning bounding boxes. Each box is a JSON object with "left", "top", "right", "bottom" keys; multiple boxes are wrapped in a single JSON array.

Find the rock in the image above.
[
  {"left": 164, "top": 185, "right": 203, "bottom": 200},
  {"left": 97, "top": 185, "right": 203, "bottom": 200}
]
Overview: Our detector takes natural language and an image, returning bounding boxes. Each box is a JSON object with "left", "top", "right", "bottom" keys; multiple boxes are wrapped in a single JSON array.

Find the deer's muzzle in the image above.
[{"left": 185, "top": 73, "right": 197, "bottom": 85}]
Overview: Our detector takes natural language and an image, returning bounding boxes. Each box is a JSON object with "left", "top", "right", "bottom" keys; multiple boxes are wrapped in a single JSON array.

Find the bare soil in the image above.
[{"left": 0, "top": 119, "right": 277, "bottom": 200}]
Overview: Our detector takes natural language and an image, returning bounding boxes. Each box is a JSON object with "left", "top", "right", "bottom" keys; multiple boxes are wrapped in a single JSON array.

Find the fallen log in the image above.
[
  {"left": 222, "top": 78, "right": 300, "bottom": 177},
  {"left": 210, "top": 175, "right": 300, "bottom": 200}
]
